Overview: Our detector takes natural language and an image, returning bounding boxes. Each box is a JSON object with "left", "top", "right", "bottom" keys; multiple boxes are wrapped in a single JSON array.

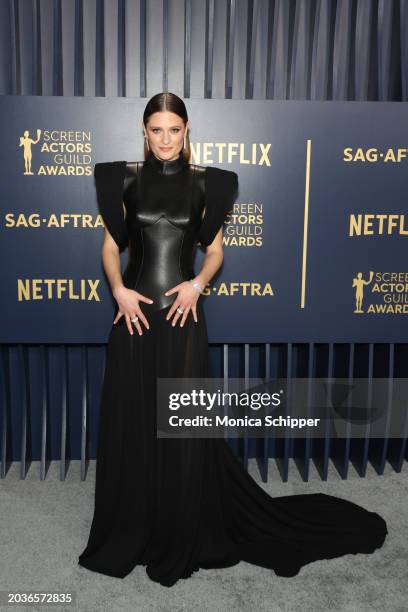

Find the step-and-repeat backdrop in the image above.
[{"left": 1, "top": 96, "right": 407, "bottom": 343}]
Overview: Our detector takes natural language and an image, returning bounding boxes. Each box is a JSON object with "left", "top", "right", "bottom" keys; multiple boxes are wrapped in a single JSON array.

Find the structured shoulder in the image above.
[
  {"left": 125, "top": 160, "right": 144, "bottom": 176},
  {"left": 205, "top": 165, "right": 238, "bottom": 180},
  {"left": 125, "top": 160, "right": 144, "bottom": 167},
  {"left": 204, "top": 165, "right": 239, "bottom": 196},
  {"left": 197, "top": 165, "right": 239, "bottom": 247},
  {"left": 189, "top": 163, "right": 206, "bottom": 176},
  {"left": 94, "top": 160, "right": 127, "bottom": 182},
  {"left": 93, "top": 161, "right": 128, "bottom": 252},
  {"left": 94, "top": 160, "right": 127, "bottom": 170},
  {"left": 123, "top": 160, "right": 207, "bottom": 176},
  {"left": 191, "top": 163, "right": 238, "bottom": 180}
]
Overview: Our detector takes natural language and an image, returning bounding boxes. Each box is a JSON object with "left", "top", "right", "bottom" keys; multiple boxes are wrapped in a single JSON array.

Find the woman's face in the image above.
[{"left": 144, "top": 111, "right": 188, "bottom": 161}]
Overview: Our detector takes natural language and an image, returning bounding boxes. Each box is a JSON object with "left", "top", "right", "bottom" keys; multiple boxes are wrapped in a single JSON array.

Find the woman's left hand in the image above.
[{"left": 164, "top": 281, "right": 200, "bottom": 326}]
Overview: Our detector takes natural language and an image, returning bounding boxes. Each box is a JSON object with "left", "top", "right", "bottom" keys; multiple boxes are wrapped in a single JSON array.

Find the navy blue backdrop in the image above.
[{"left": 2, "top": 96, "right": 407, "bottom": 344}]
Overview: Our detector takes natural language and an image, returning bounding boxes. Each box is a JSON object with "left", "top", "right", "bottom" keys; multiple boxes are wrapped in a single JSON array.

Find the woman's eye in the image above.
[{"left": 152, "top": 128, "right": 180, "bottom": 133}]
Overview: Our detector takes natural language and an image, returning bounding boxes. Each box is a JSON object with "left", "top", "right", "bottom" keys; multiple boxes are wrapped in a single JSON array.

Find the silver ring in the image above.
[
  {"left": 176, "top": 307, "right": 184, "bottom": 314},
  {"left": 130, "top": 316, "right": 138, "bottom": 323}
]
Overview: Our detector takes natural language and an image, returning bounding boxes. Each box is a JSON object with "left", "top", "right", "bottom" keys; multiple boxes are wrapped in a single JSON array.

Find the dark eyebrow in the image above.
[{"left": 149, "top": 125, "right": 182, "bottom": 129}]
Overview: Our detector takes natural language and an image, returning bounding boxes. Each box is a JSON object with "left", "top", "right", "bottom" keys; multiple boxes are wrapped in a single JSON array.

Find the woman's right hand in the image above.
[{"left": 112, "top": 286, "right": 154, "bottom": 336}]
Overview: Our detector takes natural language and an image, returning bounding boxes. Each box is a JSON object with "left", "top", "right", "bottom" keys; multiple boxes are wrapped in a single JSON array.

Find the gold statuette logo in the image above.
[{"left": 19, "top": 129, "right": 42, "bottom": 175}]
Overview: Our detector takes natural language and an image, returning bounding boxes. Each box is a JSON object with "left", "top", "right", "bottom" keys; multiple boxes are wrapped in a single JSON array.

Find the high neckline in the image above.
[{"left": 145, "top": 150, "right": 188, "bottom": 175}]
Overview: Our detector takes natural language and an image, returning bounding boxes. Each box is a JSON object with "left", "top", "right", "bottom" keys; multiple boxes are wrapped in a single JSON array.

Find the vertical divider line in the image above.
[{"left": 301, "top": 139, "right": 311, "bottom": 309}]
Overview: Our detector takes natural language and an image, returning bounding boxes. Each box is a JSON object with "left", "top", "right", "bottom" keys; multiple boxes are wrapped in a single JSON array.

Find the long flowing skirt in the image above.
[{"left": 78, "top": 302, "right": 387, "bottom": 587}]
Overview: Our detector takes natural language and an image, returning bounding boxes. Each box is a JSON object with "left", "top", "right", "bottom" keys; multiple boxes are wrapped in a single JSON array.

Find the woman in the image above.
[{"left": 78, "top": 92, "right": 387, "bottom": 587}]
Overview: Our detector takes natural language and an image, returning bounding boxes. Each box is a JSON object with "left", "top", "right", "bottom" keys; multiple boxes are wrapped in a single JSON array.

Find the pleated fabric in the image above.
[{"left": 78, "top": 301, "right": 387, "bottom": 587}]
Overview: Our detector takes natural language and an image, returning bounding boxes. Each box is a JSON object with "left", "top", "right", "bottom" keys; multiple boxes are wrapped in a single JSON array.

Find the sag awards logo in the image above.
[
  {"left": 352, "top": 271, "right": 408, "bottom": 314},
  {"left": 223, "top": 204, "right": 263, "bottom": 247},
  {"left": 190, "top": 143, "right": 272, "bottom": 248},
  {"left": 19, "top": 128, "right": 93, "bottom": 176}
]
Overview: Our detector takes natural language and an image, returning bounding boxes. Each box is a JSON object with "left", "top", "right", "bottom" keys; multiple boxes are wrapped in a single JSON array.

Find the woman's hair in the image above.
[{"left": 143, "top": 92, "right": 191, "bottom": 162}]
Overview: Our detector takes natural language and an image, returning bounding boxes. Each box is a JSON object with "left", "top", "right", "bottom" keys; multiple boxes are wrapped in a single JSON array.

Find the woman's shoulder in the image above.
[
  {"left": 202, "top": 164, "right": 238, "bottom": 181},
  {"left": 203, "top": 165, "right": 238, "bottom": 189},
  {"left": 93, "top": 160, "right": 127, "bottom": 178},
  {"left": 93, "top": 161, "right": 237, "bottom": 184},
  {"left": 94, "top": 160, "right": 127, "bottom": 168},
  {"left": 187, "top": 163, "right": 238, "bottom": 189}
]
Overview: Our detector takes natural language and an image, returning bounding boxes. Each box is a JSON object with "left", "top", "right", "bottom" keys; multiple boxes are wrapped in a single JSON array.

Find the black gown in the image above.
[{"left": 78, "top": 150, "right": 388, "bottom": 587}]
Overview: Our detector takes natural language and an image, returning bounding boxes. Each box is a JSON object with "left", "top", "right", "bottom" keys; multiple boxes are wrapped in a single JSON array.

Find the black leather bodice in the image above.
[
  {"left": 93, "top": 152, "right": 239, "bottom": 317},
  {"left": 122, "top": 151, "right": 206, "bottom": 313}
]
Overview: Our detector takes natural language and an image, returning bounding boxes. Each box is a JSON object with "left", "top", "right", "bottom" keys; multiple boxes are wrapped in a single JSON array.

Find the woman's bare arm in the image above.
[
  {"left": 100, "top": 225, "right": 153, "bottom": 335},
  {"left": 101, "top": 228, "right": 124, "bottom": 298},
  {"left": 193, "top": 227, "right": 224, "bottom": 290}
]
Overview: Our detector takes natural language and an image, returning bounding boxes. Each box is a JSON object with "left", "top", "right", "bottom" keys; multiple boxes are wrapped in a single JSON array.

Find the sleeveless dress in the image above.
[{"left": 78, "top": 151, "right": 388, "bottom": 587}]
